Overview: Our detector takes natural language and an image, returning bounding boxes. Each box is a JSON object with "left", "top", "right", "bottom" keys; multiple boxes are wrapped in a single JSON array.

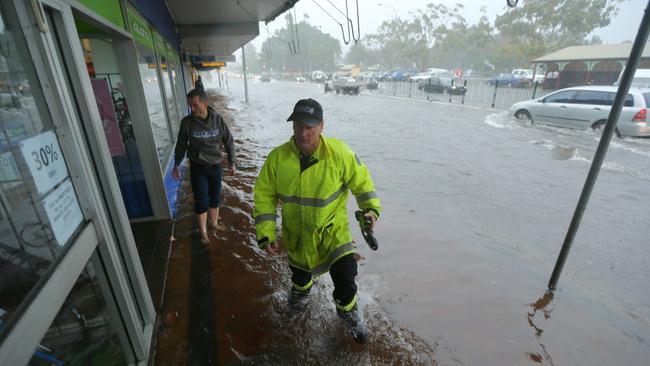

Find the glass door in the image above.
[
  {"left": 0, "top": 0, "right": 88, "bottom": 337},
  {"left": 1, "top": 0, "right": 154, "bottom": 364}
]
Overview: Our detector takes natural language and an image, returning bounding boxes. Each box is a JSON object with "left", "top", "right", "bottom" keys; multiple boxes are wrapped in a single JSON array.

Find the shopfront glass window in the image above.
[
  {"left": 0, "top": 9, "right": 85, "bottom": 333},
  {"left": 81, "top": 38, "right": 152, "bottom": 218},
  {"left": 159, "top": 54, "right": 179, "bottom": 140},
  {"left": 178, "top": 58, "right": 188, "bottom": 110},
  {"left": 135, "top": 43, "right": 171, "bottom": 169},
  {"left": 169, "top": 56, "right": 185, "bottom": 136},
  {"left": 29, "top": 259, "right": 128, "bottom": 365}
]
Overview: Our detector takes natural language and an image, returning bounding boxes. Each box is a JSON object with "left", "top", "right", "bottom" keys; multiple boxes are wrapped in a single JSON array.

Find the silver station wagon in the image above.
[{"left": 510, "top": 86, "right": 650, "bottom": 137}]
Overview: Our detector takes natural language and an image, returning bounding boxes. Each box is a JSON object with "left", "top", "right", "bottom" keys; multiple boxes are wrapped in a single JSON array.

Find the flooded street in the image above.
[{"left": 191, "top": 78, "right": 650, "bottom": 365}]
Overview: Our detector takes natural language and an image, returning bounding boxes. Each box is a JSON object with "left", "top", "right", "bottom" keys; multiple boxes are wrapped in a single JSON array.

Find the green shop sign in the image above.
[
  {"left": 153, "top": 32, "right": 167, "bottom": 58},
  {"left": 167, "top": 44, "right": 178, "bottom": 66},
  {"left": 78, "top": 0, "right": 125, "bottom": 29},
  {"left": 127, "top": 7, "right": 153, "bottom": 49}
]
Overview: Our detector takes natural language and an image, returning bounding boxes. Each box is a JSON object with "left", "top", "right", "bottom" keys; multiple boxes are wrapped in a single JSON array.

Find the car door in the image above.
[
  {"left": 567, "top": 90, "right": 612, "bottom": 129},
  {"left": 535, "top": 90, "right": 578, "bottom": 127}
]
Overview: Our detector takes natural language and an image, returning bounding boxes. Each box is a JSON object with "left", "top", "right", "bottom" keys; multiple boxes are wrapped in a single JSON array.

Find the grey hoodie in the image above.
[{"left": 174, "top": 106, "right": 235, "bottom": 167}]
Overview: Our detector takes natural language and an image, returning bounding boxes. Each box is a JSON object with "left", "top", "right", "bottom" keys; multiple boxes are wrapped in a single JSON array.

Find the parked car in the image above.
[
  {"left": 487, "top": 73, "right": 529, "bottom": 87},
  {"left": 358, "top": 71, "right": 377, "bottom": 81},
  {"left": 324, "top": 76, "right": 361, "bottom": 94},
  {"left": 366, "top": 78, "right": 379, "bottom": 90},
  {"left": 377, "top": 70, "right": 395, "bottom": 81},
  {"left": 615, "top": 68, "right": 650, "bottom": 87},
  {"left": 311, "top": 70, "right": 327, "bottom": 83},
  {"left": 390, "top": 70, "right": 409, "bottom": 81},
  {"left": 409, "top": 72, "right": 432, "bottom": 81},
  {"left": 417, "top": 69, "right": 466, "bottom": 95},
  {"left": 510, "top": 86, "right": 650, "bottom": 137},
  {"left": 511, "top": 69, "right": 544, "bottom": 83}
]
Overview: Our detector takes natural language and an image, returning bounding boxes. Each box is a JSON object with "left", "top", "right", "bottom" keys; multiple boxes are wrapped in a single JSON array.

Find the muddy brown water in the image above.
[{"left": 154, "top": 80, "right": 650, "bottom": 365}]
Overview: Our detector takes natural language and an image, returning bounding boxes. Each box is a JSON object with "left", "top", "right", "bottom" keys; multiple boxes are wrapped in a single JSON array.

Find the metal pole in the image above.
[
  {"left": 461, "top": 80, "right": 467, "bottom": 104},
  {"left": 242, "top": 47, "right": 249, "bottom": 103},
  {"left": 449, "top": 79, "right": 453, "bottom": 103},
  {"left": 548, "top": 0, "right": 650, "bottom": 290}
]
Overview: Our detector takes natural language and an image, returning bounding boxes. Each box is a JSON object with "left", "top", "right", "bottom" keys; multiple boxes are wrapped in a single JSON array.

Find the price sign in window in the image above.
[{"left": 19, "top": 130, "right": 68, "bottom": 195}]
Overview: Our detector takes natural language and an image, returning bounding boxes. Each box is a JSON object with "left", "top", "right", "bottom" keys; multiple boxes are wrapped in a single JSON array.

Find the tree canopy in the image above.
[
  {"left": 239, "top": 1, "right": 627, "bottom": 75},
  {"left": 345, "top": 0, "right": 625, "bottom": 73},
  {"left": 258, "top": 14, "right": 341, "bottom": 73}
]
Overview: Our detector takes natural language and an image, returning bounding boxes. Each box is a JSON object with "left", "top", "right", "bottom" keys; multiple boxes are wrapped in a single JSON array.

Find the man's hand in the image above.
[
  {"left": 266, "top": 241, "right": 280, "bottom": 255},
  {"left": 229, "top": 165, "right": 237, "bottom": 176},
  {"left": 363, "top": 211, "right": 378, "bottom": 232},
  {"left": 172, "top": 165, "right": 180, "bottom": 180}
]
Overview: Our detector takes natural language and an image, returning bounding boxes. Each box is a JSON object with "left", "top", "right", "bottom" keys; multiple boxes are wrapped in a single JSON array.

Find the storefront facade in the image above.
[{"left": 0, "top": 0, "right": 191, "bottom": 364}]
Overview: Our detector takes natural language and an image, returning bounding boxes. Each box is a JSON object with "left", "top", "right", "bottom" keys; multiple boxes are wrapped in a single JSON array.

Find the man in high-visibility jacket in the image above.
[{"left": 254, "top": 98, "right": 381, "bottom": 343}]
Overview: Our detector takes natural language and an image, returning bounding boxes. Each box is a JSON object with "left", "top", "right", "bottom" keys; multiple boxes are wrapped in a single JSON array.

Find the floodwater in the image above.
[{"left": 159, "top": 78, "right": 650, "bottom": 365}]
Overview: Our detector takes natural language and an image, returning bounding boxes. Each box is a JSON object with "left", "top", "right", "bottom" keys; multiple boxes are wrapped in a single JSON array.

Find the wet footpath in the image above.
[{"left": 148, "top": 92, "right": 436, "bottom": 366}]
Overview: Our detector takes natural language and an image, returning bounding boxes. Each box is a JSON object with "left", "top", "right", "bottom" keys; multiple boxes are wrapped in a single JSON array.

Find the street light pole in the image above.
[
  {"left": 242, "top": 47, "right": 249, "bottom": 103},
  {"left": 377, "top": 2, "right": 398, "bottom": 19}
]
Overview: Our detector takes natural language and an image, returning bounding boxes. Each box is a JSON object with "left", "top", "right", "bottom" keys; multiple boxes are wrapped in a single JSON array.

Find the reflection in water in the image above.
[{"left": 527, "top": 291, "right": 555, "bottom": 365}]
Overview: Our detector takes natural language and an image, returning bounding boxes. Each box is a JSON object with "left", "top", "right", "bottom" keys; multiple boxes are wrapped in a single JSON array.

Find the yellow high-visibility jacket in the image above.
[{"left": 254, "top": 135, "right": 381, "bottom": 276}]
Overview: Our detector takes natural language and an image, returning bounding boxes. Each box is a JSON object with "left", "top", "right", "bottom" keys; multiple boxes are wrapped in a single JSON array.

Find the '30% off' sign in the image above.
[{"left": 20, "top": 130, "right": 69, "bottom": 195}]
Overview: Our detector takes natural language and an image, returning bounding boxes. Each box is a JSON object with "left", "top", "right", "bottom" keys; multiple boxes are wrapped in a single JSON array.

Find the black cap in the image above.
[{"left": 286, "top": 98, "right": 323, "bottom": 127}]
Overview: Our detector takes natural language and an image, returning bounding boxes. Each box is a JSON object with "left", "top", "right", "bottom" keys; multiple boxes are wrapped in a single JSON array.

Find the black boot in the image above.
[
  {"left": 337, "top": 305, "right": 368, "bottom": 343},
  {"left": 288, "top": 287, "right": 311, "bottom": 312}
]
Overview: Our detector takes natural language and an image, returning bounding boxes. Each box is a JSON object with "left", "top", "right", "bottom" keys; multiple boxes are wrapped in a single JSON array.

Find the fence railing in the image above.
[{"left": 372, "top": 78, "right": 557, "bottom": 109}]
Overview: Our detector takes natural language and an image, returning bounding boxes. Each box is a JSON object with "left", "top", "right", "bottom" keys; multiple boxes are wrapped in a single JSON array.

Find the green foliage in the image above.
[
  {"left": 243, "top": 43, "right": 262, "bottom": 73},
  {"left": 345, "top": 0, "right": 625, "bottom": 73},
  {"left": 259, "top": 14, "right": 341, "bottom": 73},
  {"left": 344, "top": 40, "right": 381, "bottom": 65},
  {"left": 494, "top": 0, "right": 624, "bottom": 66}
]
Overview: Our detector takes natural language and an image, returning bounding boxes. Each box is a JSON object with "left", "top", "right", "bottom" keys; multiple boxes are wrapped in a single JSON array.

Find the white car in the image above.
[
  {"left": 510, "top": 86, "right": 650, "bottom": 137},
  {"left": 409, "top": 72, "right": 432, "bottom": 81},
  {"left": 512, "top": 69, "right": 544, "bottom": 83},
  {"left": 615, "top": 68, "right": 650, "bottom": 87}
]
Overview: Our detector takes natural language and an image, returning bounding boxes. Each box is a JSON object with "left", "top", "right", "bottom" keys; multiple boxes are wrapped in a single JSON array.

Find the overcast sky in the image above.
[{"left": 250, "top": 0, "right": 646, "bottom": 53}]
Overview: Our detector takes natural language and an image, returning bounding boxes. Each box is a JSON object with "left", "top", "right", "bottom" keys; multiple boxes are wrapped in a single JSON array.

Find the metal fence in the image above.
[{"left": 372, "top": 78, "right": 558, "bottom": 109}]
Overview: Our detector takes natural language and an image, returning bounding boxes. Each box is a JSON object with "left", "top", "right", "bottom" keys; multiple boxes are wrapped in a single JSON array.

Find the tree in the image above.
[
  {"left": 494, "top": 0, "right": 624, "bottom": 67},
  {"left": 344, "top": 40, "right": 381, "bottom": 66},
  {"left": 365, "top": 18, "right": 414, "bottom": 69},
  {"left": 364, "top": 3, "right": 470, "bottom": 70},
  {"left": 243, "top": 43, "right": 262, "bottom": 73},
  {"left": 260, "top": 13, "right": 341, "bottom": 73},
  {"left": 345, "top": 0, "right": 624, "bottom": 74}
]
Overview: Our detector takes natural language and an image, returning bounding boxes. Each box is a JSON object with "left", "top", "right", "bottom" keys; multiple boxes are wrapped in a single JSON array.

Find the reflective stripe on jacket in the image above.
[{"left": 254, "top": 135, "right": 381, "bottom": 276}]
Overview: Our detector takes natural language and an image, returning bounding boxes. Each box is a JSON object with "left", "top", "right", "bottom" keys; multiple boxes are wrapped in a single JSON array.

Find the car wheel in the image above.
[
  {"left": 592, "top": 120, "right": 621, "bottom": 138},
  {"left": 515, "top": 110, "right": 533, "bottom": 125}
]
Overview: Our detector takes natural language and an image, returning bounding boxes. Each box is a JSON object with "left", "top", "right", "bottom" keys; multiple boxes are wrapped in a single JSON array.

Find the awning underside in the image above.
[{"left": 166, "top": 0, "right": 298, "bottom": 56}]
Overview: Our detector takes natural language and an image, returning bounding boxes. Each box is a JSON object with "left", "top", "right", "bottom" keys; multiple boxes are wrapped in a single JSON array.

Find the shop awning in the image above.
[{"left": 166, "top": 0, "right": 298, "bottom": 56}]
